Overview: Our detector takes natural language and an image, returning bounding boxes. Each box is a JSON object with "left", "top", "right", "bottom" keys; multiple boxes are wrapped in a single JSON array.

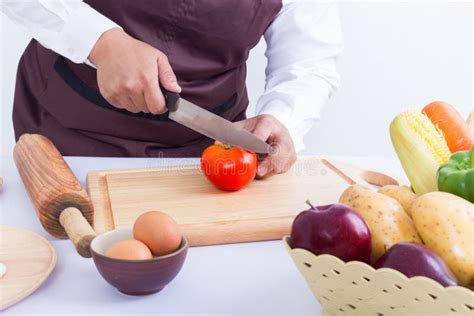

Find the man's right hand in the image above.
[{"left": 89, "top": 28, "right": 181, "bottom": 114}]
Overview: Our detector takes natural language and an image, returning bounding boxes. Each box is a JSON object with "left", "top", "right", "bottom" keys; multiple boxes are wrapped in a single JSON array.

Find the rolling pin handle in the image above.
[{"left": 59, "top": 207, "right": 97, "bottom": 258}]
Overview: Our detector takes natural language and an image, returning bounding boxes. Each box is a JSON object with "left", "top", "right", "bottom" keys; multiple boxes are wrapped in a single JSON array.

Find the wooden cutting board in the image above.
[
  {"left": 0, "top": 225, "right": 56, "bottom": 310},
  {"left": 87, "top": 158, "right": 399, "bottom": 246}
]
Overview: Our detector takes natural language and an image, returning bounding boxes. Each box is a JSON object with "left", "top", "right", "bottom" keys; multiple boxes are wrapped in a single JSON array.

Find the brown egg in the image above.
[
  {"left": 105, "top": 239, "right": 152, "bottom": 260},
  {"left": 133, "top": 211, "right": 182, "bottom": 256}
]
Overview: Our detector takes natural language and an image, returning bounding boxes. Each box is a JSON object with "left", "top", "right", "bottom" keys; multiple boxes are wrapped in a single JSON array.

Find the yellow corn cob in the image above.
[
  {"left": 468, "top": 110, "right": 474, "bottom": 134},
  {"left": 390, "top": 111, "right": 451, "bottom": 195}
]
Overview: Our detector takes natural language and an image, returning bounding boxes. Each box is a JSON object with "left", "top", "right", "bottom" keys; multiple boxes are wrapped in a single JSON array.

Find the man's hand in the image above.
[
  {"left": 234, "top": 114, "right": 297, "bottom": 177},
  {"left": 89, "top": 28, "right": 180, "bottom": 114}
]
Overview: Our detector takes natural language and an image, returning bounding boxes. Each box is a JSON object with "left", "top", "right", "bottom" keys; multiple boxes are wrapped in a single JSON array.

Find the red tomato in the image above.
[{"left": 200, "top": 144, "right": 257, "bottom": 191}]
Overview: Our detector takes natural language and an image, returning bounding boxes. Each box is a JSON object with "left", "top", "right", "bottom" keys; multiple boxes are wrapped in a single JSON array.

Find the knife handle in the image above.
[{"left": 162, "top": 88, "right": 180, "bottom": 112}]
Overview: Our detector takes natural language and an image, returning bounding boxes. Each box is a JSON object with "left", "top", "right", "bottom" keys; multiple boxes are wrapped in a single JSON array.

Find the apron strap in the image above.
[{"left": 54, "top": 57, "right": 237, "bottom": 122}]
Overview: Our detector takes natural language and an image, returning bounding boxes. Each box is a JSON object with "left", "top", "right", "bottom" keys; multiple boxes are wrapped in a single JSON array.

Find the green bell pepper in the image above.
[{"left": 437, "top": 147, "right": 474, "bottom": 203}]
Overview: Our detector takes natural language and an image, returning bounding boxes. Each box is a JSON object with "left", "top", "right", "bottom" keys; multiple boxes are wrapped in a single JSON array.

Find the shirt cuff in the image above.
[{"left": 52, "top": 5, "right": 121, "bottom": 64}]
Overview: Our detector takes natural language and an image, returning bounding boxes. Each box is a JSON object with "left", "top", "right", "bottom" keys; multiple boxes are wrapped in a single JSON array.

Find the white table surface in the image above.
[{"left": 0, "top": 155, "right": 404, "bottom": 316}]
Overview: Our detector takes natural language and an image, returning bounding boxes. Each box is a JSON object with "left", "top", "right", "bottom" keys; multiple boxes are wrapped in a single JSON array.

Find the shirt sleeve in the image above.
[
  {"left": 257, "top": 0, "right": 343, "bottom": 152},
  {"left": 0, "top": 0, "right": 120, "bottom": 64}
]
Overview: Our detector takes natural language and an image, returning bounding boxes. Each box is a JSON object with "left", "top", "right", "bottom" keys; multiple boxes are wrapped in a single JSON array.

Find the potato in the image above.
[
  {"left": 378, "top": 185, "right": 417, "bottom": 217},
  {"left": 411, "top": 192, "right": 474, "bottom": 289},
  {"left": 339, "top": 184, "right": 421, "bottom": 262}
]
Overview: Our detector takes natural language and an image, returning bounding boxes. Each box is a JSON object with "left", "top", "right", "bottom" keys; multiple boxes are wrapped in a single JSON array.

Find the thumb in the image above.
[
  {"left": 257, "top": 156, "right": 273, "bottom": 177},
  {"left": 157, "top": 54, "right": 181, "bottom": 93}
]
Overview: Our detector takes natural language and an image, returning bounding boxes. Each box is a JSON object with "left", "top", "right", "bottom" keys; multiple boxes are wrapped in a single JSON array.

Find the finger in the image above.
[
  {"left": 257, "top": 156, "right": 274, "bottom": 177},
  {"left": 271, "top": 142, "right": 297, "bottom": 174},
  {"left": 252, "top": 117, "right": 273, "bottom": 141},
  {"left": 102, "top": 87, "right": 126, "bottom": 110},
  {"left": 105, "top": 95, "right": 124, "bottom": 109},
  {"left": 272, "top": 155, "right": 293, "bottom": 174},
  {"left": 130, "top": 91, "right": 149, "bottom": 113},
  {"left": 157, "top": 54, "right": 181, "bottom": 93},
  {"left": 144, "top": 76, "right": 167, "bottom": 114},
  {"left": 117, "top": 96, "right": 141, "bottom": 113}
]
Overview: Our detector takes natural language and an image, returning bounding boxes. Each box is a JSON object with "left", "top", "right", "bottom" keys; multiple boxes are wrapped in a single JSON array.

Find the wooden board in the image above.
[
  {"left": 0, "top": 225, "right": 57, "bottom": 310},
  {"left": 87, "top": 158, "right": 399, "bottom": 246}
]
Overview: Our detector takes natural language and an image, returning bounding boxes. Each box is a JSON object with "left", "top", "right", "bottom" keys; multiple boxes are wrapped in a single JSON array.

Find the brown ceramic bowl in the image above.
[{"left": 90, "top": 227, "right": 188, "bottom": 295}]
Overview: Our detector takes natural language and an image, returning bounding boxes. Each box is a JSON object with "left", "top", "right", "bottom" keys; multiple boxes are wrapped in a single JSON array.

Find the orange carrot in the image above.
[{"left": 422, "top": 101, "right": 473, "bottom": 152}]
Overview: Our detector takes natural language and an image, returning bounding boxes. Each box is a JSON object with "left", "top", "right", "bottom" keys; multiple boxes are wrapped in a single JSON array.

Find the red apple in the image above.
[
  {"left": 374, "top": 242, "right": 458, "bottom": 287},
  {"left": 290, "top": 202, "right": 372, "bottom": 264}
]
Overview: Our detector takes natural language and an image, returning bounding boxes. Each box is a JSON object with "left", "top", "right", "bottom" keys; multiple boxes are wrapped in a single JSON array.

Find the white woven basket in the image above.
[{"left": 284, "top": 237, "right": 474, "bottom": 316}]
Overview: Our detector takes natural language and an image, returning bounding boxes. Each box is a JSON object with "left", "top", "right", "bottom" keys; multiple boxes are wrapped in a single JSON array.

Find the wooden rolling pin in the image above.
[{"left": 13, "top": 134, "right": 96, "bottom": 257}]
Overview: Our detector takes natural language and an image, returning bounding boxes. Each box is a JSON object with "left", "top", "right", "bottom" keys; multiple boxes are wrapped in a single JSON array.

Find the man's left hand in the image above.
[{"left": 234, "top": 114, "right": 297, "bottom": 177}]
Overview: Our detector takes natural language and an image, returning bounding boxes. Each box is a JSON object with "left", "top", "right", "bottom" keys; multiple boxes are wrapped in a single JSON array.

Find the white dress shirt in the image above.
[{"left": 0, "top": 0, "right": 343, "bottom": 152}]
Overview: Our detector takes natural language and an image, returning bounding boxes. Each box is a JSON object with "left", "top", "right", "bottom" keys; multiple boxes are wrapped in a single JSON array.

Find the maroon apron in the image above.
[{"left": 12, "top": 0, "right": 282, "bottom": 157}]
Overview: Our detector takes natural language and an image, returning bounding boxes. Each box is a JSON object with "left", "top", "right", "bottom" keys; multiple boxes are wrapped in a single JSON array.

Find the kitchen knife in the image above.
[{"left": 163, "top": 90, "right": 273, "bottom": 154}]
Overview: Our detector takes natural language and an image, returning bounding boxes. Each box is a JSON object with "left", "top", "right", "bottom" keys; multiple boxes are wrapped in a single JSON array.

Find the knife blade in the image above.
[{"left": 163, "top": 90, "right": 273, "bottom": 154}]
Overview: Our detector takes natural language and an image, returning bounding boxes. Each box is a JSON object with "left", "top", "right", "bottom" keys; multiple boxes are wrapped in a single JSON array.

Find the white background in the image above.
[{"left": 1, "top": 1, "right": 472, "bottom": 157}]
